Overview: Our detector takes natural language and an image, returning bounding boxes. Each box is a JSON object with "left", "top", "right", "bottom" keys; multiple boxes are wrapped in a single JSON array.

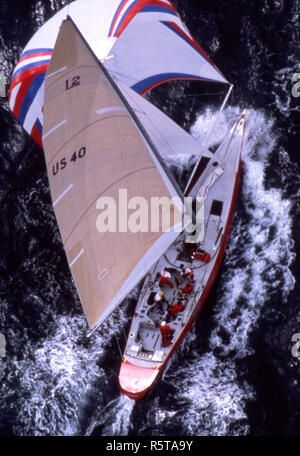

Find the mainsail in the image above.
[
  {"left": 9, "top": 0, "right": 228, "bottom": 148},
  {"left": 42, "top": 17, "right": 183, "bottom": 330}
]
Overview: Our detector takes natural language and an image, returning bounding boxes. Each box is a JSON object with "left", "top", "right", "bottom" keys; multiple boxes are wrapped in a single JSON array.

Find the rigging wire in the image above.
[
  {"left": 121, "top": 322, "right": 127, "bottom": 343},
  {"left": 114, "top": 335, "right": 123, "bottom": 360},
  {"left": 123, "top": 87, "right": 180, "bottom": 159}
]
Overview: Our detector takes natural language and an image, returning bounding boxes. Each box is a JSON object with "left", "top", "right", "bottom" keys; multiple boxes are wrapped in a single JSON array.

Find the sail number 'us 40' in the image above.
[{"left": 52, "top": 146, "right": 87, "bottom": 176}]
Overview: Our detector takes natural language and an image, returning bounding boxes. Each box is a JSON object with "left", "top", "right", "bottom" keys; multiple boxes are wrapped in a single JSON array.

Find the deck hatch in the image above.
[{"left": 210, "top": 200, "right": 223, "bottom": 216}]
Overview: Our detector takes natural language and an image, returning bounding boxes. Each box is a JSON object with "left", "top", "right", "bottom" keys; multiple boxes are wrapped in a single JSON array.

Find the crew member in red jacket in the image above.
[
  {"left": 179, "top": 282, "right": 194, "bottom": 294},
  {"left": 159, "top": 270, "right": 174, "bottom": 288},
  {"left": 179, "top": 265, "right": 194, "bottom": 283},
  {"left": 158, "top": 321, "right": 173, "bottom": 346},
  {"left": 168, "top": 300, "right": 184, "bottom": 318}
]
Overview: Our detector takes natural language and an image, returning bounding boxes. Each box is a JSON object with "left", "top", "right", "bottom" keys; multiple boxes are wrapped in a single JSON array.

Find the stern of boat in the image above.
[{"left": 119, "top": 359, "right": 160, "bottom": 400}]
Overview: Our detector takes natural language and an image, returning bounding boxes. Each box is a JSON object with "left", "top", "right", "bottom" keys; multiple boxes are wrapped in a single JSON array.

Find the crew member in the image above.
[
  {"left": 158, "top": 321, "right": 173, "bottom": 346},
  {"left": 180, "top": 281, "right": 194, "bottom": 295},
  {"left": 154, "top": 291, "right": 167, "bottom": 311},
  {"left": 179, "top": 265, "right": 194, "bottom": 283},
  {"left": 168, "top": 300, "right": 184, "bottom": 318},
  {"left": 159, "top": 270, "right": 174, "bottom": 288}
]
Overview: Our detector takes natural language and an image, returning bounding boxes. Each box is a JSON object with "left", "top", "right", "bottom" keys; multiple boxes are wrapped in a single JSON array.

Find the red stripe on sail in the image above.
[
  {"left": 115, "top": 0, "right": 150, "bottom": 37},
  {"left": 18, "top": 51, "right": 52, "bottom": 64},
  {"left": 12, "top": 75, "right": 35, "bottom": 119},
  {"left": 31, "top": 123, "right": 43, "bottom": 148},
  {"left": 109, "top": 0, "right": 130, "bottom": 37},
  {"left": 165, "top": 21, "right": 221, "bottom": 72},
  {"left": 148, "top": 0, "right": 177, "bottom": 12},
  {"left": 10, "top": 63, "right": 49, "bottom": 91}
]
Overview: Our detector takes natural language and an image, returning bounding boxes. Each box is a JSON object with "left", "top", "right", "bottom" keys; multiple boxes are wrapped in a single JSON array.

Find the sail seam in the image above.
[
  {"left": 64, "top": 166, "right": 157, "bottom": 244},
  {"left": 43, "top": 119, "right": 67, "bottom": 139},
  {"left": 53, "top": 184, "right": 73, "bottom": 207},
  {"left": 69, "top": 249, "right": 84, "bottom": 267},
  {"left": 45, "top": 114, "right": 129, "bottom": 163}
]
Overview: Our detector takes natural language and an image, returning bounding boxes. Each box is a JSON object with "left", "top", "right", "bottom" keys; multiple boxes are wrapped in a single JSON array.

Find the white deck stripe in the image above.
[
  {"left": 43, "top": 119, "right": 66, "bottom": 139},
  {"left": 96, "top": 107, "right": 126, "bottom": 116},
  {"left": 69, "top": 249, "right": 84, "bottom": 268},
  {"left": 53, "top": 184, "right": 73, "bottom": 207},
  {"left": 46, "top": 66, "right": 67, "bottom": 79}
]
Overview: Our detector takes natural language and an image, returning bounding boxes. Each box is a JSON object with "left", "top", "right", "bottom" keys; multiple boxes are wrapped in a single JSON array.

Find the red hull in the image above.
[
  {"left": 119, "top": 144, "right": 244, "bottom": 400},
  {"left": 119, "top": 360, "right": 159, "bottom": 400}
]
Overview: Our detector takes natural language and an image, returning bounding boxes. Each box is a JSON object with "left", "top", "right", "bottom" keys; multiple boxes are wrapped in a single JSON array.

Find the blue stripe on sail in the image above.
[
  {"left": 109, "top": 0, "right": 128, "bottom": 36},
  {"left": 18, "top": 72, "right": 45, "bottom": 125},
  {"left": 114, "top": 0, "right": 140, "bottom": 36},
  {"left": 160, "top": 21, "right": 199, "bottom": 54},
  {"left": 161, "top": 20, "right": 226, "bottom": 81},
  {"left": 131, "top": 73, "right": 205, "bottom": 93},
  {"left": 20, "top": 48, "right": 53, "bottom": 58},
  {"left": 141, "top": 5, "right": 177, "bottom": 16},
  {"left": 12, "top": 60, "right": 50, "bottom": 79}
]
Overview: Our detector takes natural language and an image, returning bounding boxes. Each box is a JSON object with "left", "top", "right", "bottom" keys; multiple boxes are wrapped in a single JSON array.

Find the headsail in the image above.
[
  {"left": 42, "top": 17, "right": 183, "bottom": 329},
  {"left": 9, "top": 0, "right": 228, "bottom": 147},
  {"left": 117, "top": 79, "right": 215, "bottom": 164}
]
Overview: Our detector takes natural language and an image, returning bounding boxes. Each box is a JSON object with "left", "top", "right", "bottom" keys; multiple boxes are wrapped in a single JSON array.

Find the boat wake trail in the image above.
[
  {"left": 4, "top": 301, "right": 136, "bottom": 436},
  {"left": 86, "top": 395, "right": 135, "bottom": 436},
  {"left": 6, "top": 315, "right": 105, "bottom": 436}
]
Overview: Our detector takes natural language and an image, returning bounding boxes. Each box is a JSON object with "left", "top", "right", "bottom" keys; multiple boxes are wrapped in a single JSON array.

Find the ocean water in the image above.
[{"left": 0, "top": 0, "right": 300, "bottom": 436}]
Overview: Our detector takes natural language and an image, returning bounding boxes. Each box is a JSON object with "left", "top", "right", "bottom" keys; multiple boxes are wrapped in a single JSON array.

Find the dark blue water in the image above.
[{"left": 0, "top": 0, "right": 300, "bottom": 436}]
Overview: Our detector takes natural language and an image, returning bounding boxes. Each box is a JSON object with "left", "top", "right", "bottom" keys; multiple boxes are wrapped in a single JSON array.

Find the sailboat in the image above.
[{"left": 9, "top": 0, "right": 246, "bottom": 400}]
